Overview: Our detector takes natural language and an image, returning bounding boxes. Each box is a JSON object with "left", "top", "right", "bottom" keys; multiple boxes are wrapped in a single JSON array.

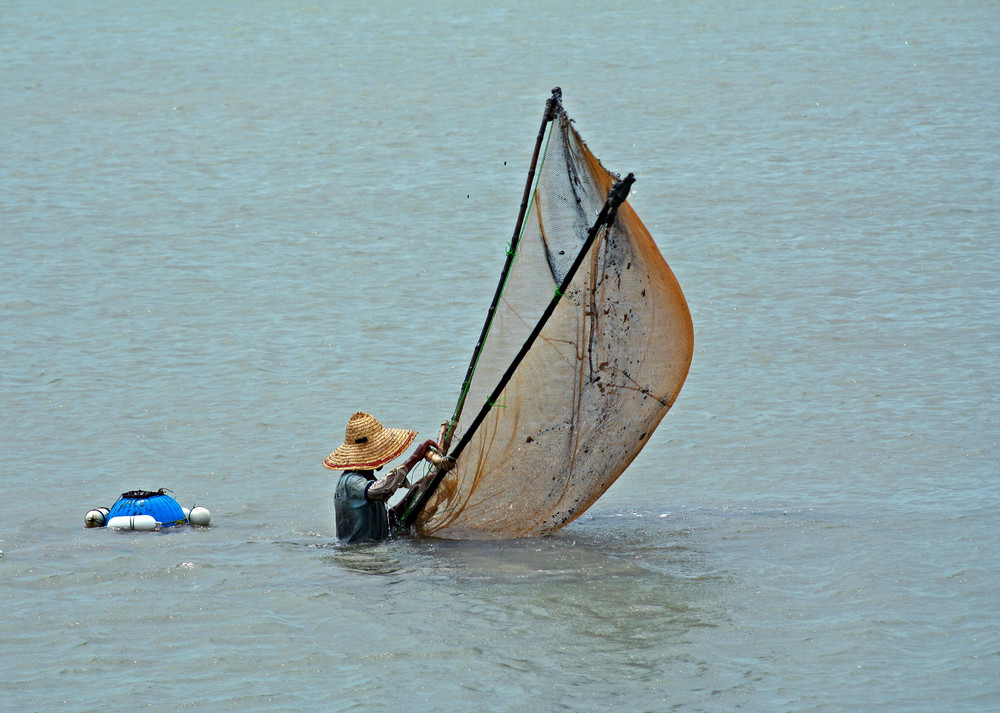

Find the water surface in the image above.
[{"left": 1, "top": 1, "right": 997, "bottom": 711}]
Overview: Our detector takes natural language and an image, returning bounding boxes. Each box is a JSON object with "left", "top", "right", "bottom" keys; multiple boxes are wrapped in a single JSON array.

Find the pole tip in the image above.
[{"left": 546, "top": 88, "right": 563, "bottom": 119}]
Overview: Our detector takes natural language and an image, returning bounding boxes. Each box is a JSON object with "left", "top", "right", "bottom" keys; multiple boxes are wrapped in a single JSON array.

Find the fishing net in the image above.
[{"left": 415, "top": 105, "right": 694, "bottom": 539}]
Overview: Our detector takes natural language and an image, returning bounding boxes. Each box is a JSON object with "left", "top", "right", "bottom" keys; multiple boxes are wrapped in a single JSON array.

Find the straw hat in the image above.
[{"left": 323, "top": 411, "right": 417, "bottom": 471}]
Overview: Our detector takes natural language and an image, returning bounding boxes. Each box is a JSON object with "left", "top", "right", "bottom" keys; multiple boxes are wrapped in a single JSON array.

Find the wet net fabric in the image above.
[{"left": 416, "top": 110, "right": 693, "bottom": 539}]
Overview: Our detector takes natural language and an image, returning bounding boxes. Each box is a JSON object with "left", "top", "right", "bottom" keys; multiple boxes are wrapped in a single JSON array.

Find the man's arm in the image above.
[{"left": 365, "top": 439, "right": 442, "bottom": 502}]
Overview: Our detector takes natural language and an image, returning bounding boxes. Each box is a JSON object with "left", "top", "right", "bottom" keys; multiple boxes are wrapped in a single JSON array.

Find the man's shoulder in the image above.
[{"left": 338, "top": 470, "right": 374, "bottom": 498}]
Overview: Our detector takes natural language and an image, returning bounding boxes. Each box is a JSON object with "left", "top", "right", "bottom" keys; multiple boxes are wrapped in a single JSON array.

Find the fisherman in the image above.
[{"left": 323, "top": 411, "right": 447, "bottom": 543}]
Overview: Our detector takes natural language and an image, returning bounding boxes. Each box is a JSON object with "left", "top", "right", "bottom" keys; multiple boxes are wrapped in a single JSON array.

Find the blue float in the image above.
[{"left": 106, "top": 489, "right": 187, "bottom": 528}]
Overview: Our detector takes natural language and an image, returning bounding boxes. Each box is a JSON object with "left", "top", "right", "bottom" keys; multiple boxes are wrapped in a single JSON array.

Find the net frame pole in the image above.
[
  {"left": 440, "top": 87, "right": 563, "bottom": 453},
  {"left": 401, "top": 172, "right": 636, "bottom": 530},
  {"left": 392, "top": 89, "right": 561, "bottom": 534}
]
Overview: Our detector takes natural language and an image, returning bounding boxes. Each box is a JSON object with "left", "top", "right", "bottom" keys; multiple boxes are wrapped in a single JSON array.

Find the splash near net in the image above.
[{"left": 408, "top": 90, "right": 693, "bottom": 539}]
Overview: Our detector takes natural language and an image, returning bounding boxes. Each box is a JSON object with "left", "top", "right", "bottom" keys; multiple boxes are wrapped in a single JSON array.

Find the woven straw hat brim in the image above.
[{"left": 323, "top": 426, "right": 417, "bottom": 471}]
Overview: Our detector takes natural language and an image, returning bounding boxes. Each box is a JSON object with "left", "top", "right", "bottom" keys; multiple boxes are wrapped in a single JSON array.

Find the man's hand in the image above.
[
  {"left": 400, "top": 440, "right": 440, "bottom": 472},
  {"left": 413, "top": 439, "right": 438, "bottom": 460},
  {"left": 426, "top": 450, "right": 455, "bottom": 472}
]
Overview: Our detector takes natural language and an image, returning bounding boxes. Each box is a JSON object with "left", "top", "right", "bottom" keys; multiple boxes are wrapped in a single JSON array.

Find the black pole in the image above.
[
  {"left": 400, "top": 172, "right": 636, "bottom": 530},
  {"left": 440, "top": 87, "right": 563, "bottom": 453}
]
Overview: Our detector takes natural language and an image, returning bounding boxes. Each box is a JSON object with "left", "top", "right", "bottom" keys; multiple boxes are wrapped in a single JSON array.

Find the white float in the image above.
[
  {"left": 106, "top": 515, "right": 158, "bottom": 531},
  {"left": 188, "top": 506, "right": 211, "bottom": 526},
  {"left": 84, "top": 507, "right": 110, "bottom": 528}
]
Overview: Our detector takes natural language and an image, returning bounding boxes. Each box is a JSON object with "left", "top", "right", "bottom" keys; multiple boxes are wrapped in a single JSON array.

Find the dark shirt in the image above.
[{"left": 334, "top": 470, "right": 388, "bottom": 543}]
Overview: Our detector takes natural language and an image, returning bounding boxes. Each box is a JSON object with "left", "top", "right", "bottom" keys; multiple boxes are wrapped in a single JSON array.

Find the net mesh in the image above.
[{"left": 416, "top": 108, "right": 693, "bottom": 539}]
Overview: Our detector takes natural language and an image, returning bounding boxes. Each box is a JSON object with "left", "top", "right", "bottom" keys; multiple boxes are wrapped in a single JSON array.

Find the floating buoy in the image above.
[
  {"left": 106, "top": 514, "right": 158, "bottom": 531},
  {"left": 84, "top": 507, "right": 110, "bottom": 528},
  {"left": 85, "top": 489, "right": 213, "bottom": 530},
  {"left": 188, "top": 506, "right": 211, "bottom": 527},
  {"left": 107, "top": 489, "right": 186, "bottom": 527}
]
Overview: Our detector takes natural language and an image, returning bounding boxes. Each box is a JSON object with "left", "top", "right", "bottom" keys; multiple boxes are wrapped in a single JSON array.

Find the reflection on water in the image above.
[
  {"left": 321, "top": 542, "right": 404, "bottom": 576},
  {"left": 271, "top": 537, "right": 409, "bottom": 577},
  {"left": 307, "top": 510, "right": 743, "bottom": 710},
  {"left": 322, "top": 510, "right": 731, "bottom": 639}
]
